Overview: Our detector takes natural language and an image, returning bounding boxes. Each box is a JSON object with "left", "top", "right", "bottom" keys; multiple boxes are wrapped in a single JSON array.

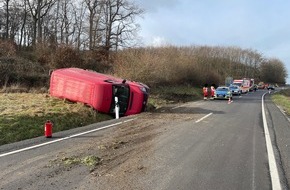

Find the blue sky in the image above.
[{"left": 135, "top": 0, "right": 290, "bottom": 83}]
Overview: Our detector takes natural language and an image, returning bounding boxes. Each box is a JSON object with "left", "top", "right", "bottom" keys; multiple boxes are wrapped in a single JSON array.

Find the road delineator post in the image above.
[{"left": 115, "top": 96, "right": 119, "bottom": 119}]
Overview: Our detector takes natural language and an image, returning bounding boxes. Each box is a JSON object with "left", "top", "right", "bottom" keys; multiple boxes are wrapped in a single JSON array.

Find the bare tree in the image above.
[
  {"left": 58, "top": 0, "right": 75, "bottom": 45},
  {"left": 84, "top": 0, "right": 103, "bottom": 50},
  {"left": 4, "top": 0, "right": 10, "bottom": 39},
  {"left": 0, "top": 0, "right": 144, "bottom": 51},
  {"left": 101, "top": 0, "right": 144, "bottom": 52},
  {"left": 27, "top": 0, "right": 56, "bottom": 46},
  {"left": 260, "top": 58, "right": 287, "bottom": 84},
  {"left": 73, "top": 1, "right": 86, "bottom": 49},
  {"left": 19, "top": 0, "right": 29, "bottom": 47}
]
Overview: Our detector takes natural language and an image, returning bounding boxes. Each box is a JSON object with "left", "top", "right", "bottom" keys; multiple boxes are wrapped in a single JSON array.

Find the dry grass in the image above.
[
  {"left": 0, "top": 84, "right": 203, "bottom": 145},
  {"left": 0, "top": 93, "right": 112, "bottom": 145},
  {"left": 1, "top": 93, "right": 70, "bottom": 117},
  {"left": 112, "top": 46, "right": 263, "bottom": 87},
  {"left": 147, "top": 85, "right": 202, "bottom": 109},
  {"left": 272, "top": 89, "right": 290, "bottom": 115}
]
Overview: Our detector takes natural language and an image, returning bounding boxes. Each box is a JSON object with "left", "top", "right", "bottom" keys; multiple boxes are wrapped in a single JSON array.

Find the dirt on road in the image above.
[{"left": 0, "top": 102, "right": 205, "bottom": 190}]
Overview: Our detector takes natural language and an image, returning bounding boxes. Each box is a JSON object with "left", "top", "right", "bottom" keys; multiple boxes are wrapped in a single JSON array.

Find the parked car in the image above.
[
  {"left": 229, "top": 85, "right": 241, "bottom": 96},
  {"left": 267, "top": 85, "right": 275, "bottom": 90},
  {"left": 214, "top": 86, "right": 233, "bottom": 100},
  {"left": 258, "top": 82, "right": 266, "bottom": 89}
]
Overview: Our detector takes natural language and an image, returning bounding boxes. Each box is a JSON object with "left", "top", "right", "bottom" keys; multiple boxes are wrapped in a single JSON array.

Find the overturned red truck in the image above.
[{"left": 49, "top": 68, "right": 149, "bottom": 116}]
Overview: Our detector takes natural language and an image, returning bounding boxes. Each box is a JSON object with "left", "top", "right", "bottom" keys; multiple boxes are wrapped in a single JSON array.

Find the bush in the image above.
[
  {"left": 82, "top": 50, "right": 112, "bottom": 72},
  {"left": 50, "top": 45, "right": 83, "bottom": 69},
  {"left": 112, "top": 47, "right": 204, "bottom": 87},
  {"left": 0, "top": 40, "right": 17, "bottom": 57},
  {"left": 0, "top": 56, "right": 48, "bottom": 87}
]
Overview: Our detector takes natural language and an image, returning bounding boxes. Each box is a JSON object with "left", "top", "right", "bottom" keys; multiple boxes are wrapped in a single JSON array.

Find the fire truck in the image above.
[{"left": 49, "top": 68, "right": 149, "bottom": 116}]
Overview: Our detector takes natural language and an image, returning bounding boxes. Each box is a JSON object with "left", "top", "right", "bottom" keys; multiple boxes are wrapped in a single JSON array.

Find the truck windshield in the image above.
[
  {"left": 233, "top": 83, "right": 242, "bottom": 87},
  {"left": 110, "top": 85, "right": 130, "bottom": 115}
]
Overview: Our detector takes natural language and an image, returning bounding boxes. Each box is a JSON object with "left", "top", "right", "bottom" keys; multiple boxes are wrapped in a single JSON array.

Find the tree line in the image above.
[
  {"left": 0, "top": 41, "right": 287, "bottom": 88},
  {"left": 113, "top": 46, "right": 288, "bottom": 86},
  {"left": 0, "top": 0, "right": 143, "bottom": 52},
  {"left": 0, "top": 0, "right": 287, "bottom": 88}
]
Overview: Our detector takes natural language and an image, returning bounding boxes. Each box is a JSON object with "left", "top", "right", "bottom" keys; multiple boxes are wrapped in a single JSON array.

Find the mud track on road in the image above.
[{"left": 2, "top": 103, "right": 204, "bottom": 190}]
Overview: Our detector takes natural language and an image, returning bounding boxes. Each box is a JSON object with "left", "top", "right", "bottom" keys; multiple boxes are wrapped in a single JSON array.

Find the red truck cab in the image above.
[{"left": 50, "top": 68, "right": 149, "bottom": 116}]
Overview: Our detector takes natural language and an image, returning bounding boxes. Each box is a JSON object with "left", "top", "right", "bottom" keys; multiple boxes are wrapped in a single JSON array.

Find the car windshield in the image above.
[{"left": 230, "top": 86, "right": 238, "bottom": 89}]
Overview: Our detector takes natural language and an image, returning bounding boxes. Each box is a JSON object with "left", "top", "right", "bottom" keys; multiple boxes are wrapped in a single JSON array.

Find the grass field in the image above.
[
  {"left": 148, "top": 85, "right": 202, "bottom": 109},
  {"left": 0, "top": 93, "right": 112, "bottom": 145},
  {"left": 0, "top": 85, "right": 202, "bottom": 146},
  {"left": 272, "top": 88, "right": 290, "bottom": 115}
]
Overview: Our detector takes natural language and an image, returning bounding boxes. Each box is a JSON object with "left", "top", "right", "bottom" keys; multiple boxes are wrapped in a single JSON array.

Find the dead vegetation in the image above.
[
  {"left": 0, "top": 39, "right": 287, "bottom": 90},
  {"left": 112, "top": 46, "right": 280, "bottom": 87},
  {"left": 0, "top": 92, "right": 112, "bottom": 145}
]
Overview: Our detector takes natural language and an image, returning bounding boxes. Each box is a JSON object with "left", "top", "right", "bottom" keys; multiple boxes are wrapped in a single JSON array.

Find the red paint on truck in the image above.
[{"left": 49, "top": 68, "right": 149, "bottom": 116}]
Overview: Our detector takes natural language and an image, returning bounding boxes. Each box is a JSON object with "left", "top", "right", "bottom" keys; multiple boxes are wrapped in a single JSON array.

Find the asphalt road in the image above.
[
  {"left": 141, "top": 90, "right": 269, "bottom": 190},
  {"left": 0, "top": 88, "right": 290, "bottom": 190},
  {"left": 140, "top": 89, "right": 290, "bottom": 190}
]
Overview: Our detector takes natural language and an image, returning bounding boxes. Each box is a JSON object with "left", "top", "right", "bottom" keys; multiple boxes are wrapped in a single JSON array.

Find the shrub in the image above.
[
  {"left": 82, "top": 50, "right": 112, "bottom": 72},
  {"left": 50, "top": 45, "right": 83, "bottom": 69},
  {"left": 0, "top": 56, "right": 48, "bottom": 87},
  {"left": 0, "top": 39, "right": 17, "bottom": 57},
  {"left": 112, "top": 47, "right": 204, "bottom": 87}
]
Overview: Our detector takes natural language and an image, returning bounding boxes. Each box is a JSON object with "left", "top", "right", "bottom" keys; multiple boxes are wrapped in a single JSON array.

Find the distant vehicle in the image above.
[
  {"left": 233, "top": 78, "right": 254, "bottom": 93},
  {"left": 267, "top": 85, "right": 275, "bottom": 90},
  {"left": 233, "top": 79, "right": 247, "bottom": 93},
  {"left": 50, "top": 68, "right": 149, "bottom": 116},
  {"left": 229, "top": 85, "right": 241, "bottom": 96},
  {"left": 258, "top": 82, "right": 266, "bottom": 89},
  {"left": 249, "top": 79, "right": 255, "bottom": 91},
  {"left": 214, "top": 86, "right": 233, "bottom": 100},
  {"left": 253, "top": 84, "right": 258, "bottom": 91}
]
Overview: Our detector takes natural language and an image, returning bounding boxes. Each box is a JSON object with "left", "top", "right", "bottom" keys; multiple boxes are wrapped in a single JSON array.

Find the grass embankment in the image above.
[
  {"left": 0, "top": 93, "right": 112, "bottom": 145},
  {"left": 0, "top": 85, "right": 202, "bottom": 146},
  {"left": 148, "top": 85, "right": 202, "bottom": 109},
  {"left": 272, "top": 88, "right": 290, "bottom": 115}
]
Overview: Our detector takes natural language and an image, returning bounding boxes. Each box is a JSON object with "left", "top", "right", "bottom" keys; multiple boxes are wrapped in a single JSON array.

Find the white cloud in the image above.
[
  {"left": 135, "top": 0, "right": 180, "bottom": 13},
  {"left": 150, "top": 36, "right": 170, "bottom": 47},
  {"left": 136, "top": 0, "right": 290, "bottom": 82}
]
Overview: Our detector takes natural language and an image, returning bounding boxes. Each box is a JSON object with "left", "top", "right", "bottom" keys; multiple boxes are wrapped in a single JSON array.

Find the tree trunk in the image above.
[
  {"left": 37, "top": 0, "right": 42, "bottom": 44},
  {"left": 5, "top": 0, "right": 10, "bottom": 39}
]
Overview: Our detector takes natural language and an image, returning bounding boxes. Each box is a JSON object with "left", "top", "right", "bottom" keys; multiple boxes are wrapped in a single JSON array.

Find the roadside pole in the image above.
[{"left": 115, "top": 96, "right": 119, "bottom": 119}]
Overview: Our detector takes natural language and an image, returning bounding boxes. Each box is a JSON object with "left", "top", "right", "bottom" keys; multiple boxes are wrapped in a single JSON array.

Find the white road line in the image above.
[
  {"left": 0, "top": 119, "right": 135, "bottom": 158},
  {"left": 262, "top": 93, "right": 282, "bottom": 190},
  {"left": 195, "top": 113, "right": 213, "bottom": 123}
]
